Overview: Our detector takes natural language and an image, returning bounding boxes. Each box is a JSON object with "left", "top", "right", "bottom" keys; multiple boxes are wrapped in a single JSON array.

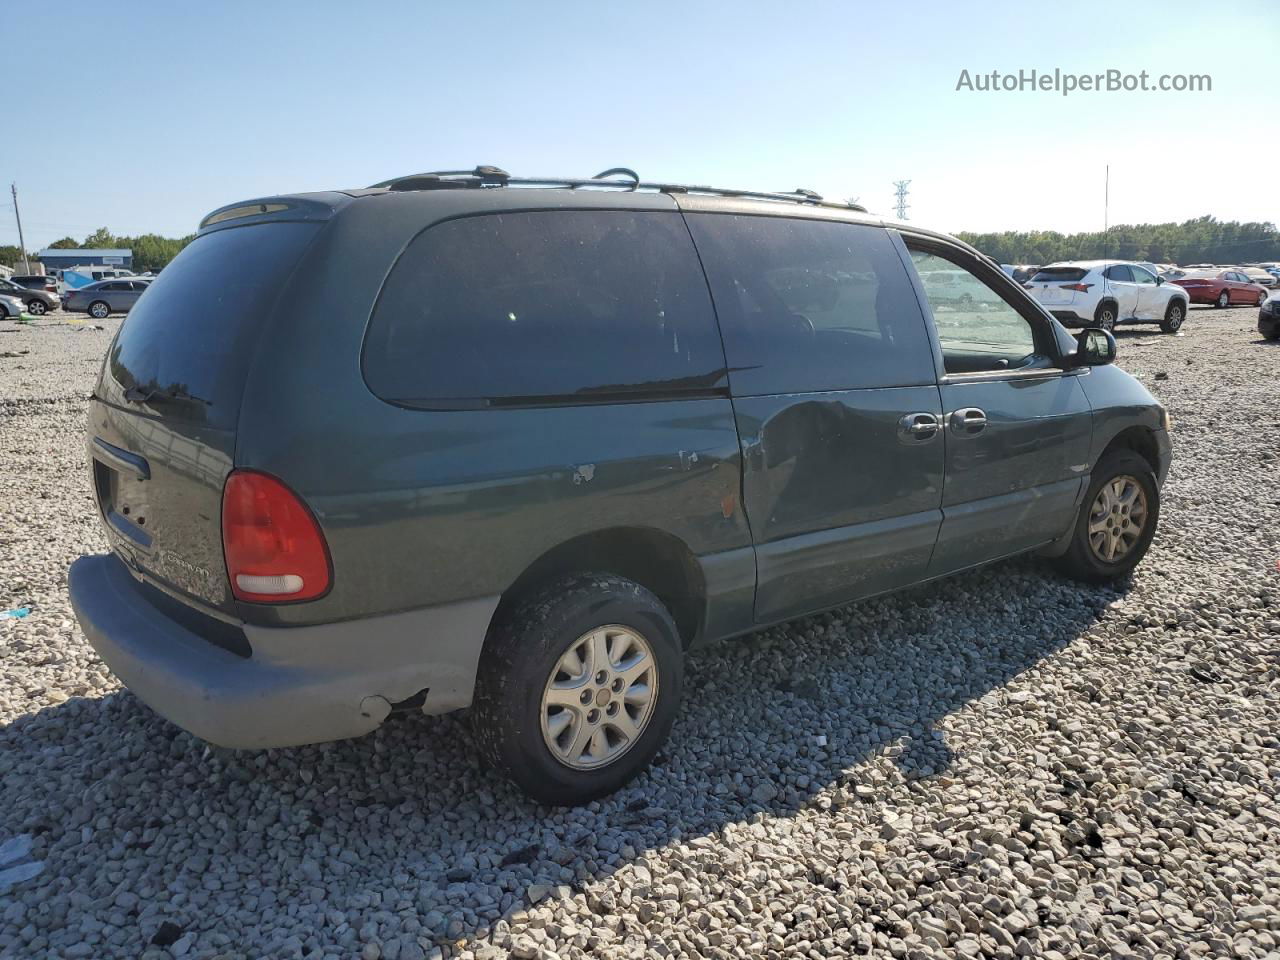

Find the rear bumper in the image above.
[
  {"left": 1046, "top": 307, "right": 1091, "bottom": 325},
  {"left": 69, "top": 553, "right": 498, "bottom": 749}
]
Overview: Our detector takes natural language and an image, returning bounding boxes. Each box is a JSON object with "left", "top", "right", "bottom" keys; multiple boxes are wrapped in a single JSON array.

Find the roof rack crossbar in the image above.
[{"left": 368, "top": 168, "right": 867, "bottom": 212}]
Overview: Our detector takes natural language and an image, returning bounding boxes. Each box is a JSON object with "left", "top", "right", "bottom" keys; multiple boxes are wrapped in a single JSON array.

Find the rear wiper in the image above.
[{"left": 123, "top": 385, "right": 211, "bottom": 406}]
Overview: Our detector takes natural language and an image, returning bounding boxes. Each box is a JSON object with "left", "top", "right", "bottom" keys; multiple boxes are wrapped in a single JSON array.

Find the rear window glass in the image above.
[
  {"left": 1031, "top": 267, "right": 1088, "bottom": 282},
  {"left": 105, "top": 222, "right": 318, "bottom": 429},
  {"left": 363, "top": 211, "right": 726, "bottom": 406},
  {"left": 684, "top": 214, "right": 935, "bottom": 395}
]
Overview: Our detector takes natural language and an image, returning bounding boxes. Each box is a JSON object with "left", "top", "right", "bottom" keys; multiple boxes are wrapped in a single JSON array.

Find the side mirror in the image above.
[
  {"left": 1156, "top": 276, "right": 1165, "bottom": 285},
  {"left": 1072, "top": 328, "right": 1117, "bottom": 367}
]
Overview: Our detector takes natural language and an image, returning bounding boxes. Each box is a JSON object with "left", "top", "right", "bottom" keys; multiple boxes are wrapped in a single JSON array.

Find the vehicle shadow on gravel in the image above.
[{"left": 1, "top": 557, "right": 1125, "bottom": 954}]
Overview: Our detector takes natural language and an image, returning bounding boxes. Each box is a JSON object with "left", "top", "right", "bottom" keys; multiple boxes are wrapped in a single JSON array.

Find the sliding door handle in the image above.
[{"left": 949, "top": 407, "right": 987, "bottom": 436}]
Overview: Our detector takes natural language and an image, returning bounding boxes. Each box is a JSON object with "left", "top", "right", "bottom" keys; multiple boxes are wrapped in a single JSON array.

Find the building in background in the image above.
[{"left": 35, "top": 248, "right": 133, "bottom": 271}]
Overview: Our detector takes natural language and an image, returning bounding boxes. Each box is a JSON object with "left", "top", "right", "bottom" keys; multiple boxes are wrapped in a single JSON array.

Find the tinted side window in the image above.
[
  {"left": 364, "top": 211, "right": 725, "bottom": 406},
  {"left": 1104, "top": 265, "right": 1133, "bottom": 282},
  {"left": 684, "top": 214, "right": 934, "bottom": 395}
]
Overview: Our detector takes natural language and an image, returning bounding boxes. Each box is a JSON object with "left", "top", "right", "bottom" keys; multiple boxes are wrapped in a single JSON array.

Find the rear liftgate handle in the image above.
[{"left": 949, "top": 407, "right": 988, "bottom": 437}]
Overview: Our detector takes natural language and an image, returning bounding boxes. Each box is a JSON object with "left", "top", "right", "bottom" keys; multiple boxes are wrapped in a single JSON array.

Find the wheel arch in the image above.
[
  {"left": 489, "top": 526, "right": 707, "bottom": 650},
  {"left": 1099, "top": 425, "right": 1160, "bottom": 476}
]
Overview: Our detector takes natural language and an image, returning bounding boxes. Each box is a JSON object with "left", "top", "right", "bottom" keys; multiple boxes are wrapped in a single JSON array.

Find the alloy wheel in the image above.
[
  {"left": 27, "top": 300, "right": 46, "bottom": 315},
  {"left": 540, "top": 624, "right": 658, "bottom": 770},
  {"left": 1088, "top": 475, "right": 1148, "bottom": 563}
]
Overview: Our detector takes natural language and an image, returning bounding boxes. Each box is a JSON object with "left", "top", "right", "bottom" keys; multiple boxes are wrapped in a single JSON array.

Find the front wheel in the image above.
[
  {"left": 1216, "top": 290, "right": 1230, "bottom": 308},
  {"left": 26, "top": 299, "right": 46, "bottom": 316},
  {"left": 472, "top": 574, "right": 684, "bottom": 805},
  {"left": 1053, "top": 450, "right": 1159, "bottom": 583},
  {"left": 1160, "top": 300, "right": 1185, "bottom": 334},
  {"left": 1258, "top": 291, "right": 1267, "bottom": 307}
]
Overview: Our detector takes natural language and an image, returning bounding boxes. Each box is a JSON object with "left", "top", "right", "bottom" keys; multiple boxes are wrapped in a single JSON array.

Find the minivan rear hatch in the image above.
[{"left": 90, "top": 219, "right": 321, "bottom": 615}]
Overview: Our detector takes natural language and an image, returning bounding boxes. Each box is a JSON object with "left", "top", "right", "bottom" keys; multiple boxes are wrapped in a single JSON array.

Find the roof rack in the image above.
[{"left": 368, "top": 166, "right": 868, "bottom": 213}]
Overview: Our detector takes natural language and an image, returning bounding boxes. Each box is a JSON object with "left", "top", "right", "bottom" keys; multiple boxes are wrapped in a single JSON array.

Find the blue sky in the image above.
[{"left": 4, "top": 0, "right": 1276, "bottom": 249}]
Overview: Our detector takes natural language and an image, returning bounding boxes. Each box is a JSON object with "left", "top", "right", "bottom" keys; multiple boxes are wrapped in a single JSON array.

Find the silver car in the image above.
[
  {"left": 0, "top": 293, "right": 25, "bottom": 319},
  {"left": 62, "top": 279, "right": 151, "bottom": 318}
]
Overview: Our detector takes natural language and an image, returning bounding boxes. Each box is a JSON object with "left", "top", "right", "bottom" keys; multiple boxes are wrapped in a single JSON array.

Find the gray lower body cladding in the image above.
[{"left": 68, "top": 553, "right": 498, "bottom": 749}]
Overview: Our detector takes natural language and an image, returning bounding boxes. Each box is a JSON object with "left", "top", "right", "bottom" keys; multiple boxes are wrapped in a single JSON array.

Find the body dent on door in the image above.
[{"left": 735, "top": 386, "right": 944, "bottom": 622}]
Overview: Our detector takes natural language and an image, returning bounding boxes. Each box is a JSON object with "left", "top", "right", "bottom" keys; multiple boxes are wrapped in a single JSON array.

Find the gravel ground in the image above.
[{"left": 1, "top": 306, "right": 1278, "bottom": 960}]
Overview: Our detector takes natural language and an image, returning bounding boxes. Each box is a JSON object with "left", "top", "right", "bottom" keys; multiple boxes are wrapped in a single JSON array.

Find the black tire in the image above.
[
  {"left": 1258, "top": 291, "right": 1267, "bottom": 307},
  {"left": 88, "top": 301, "right": 110, "bottom": 319},
  {"left": 1093, "top": 301, "right": 1118, "bottom": 332},
  {"left": 26, "top": 299, "right": 46, "bottom": 316},
  {"left": 1053, "top": 449, "right": 1160, "bottom": 584},
  {"left": 1159, "top": 299, "right": 1185, "bottom": 334},
  {"left": 1216, "top": 290, "right": 1230, "bottom": 308},
  {"left": 472, "top": 574, "right": 684, "bottom": 805}
]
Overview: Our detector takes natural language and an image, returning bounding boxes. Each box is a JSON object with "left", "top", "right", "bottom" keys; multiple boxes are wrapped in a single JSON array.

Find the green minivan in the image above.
[{"left": 69, "top": 168, "right": 1170, "bottom": 805}]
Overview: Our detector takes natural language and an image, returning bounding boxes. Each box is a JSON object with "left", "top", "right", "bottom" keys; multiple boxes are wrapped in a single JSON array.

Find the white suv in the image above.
[{"left": 1027, "top": 261, "right": 1190, "bottom": 334}]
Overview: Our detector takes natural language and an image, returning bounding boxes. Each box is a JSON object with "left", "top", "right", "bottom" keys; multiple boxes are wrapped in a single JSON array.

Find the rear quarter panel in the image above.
[{"left": 234, "top": 190, "right": 751, "bottom": 627}]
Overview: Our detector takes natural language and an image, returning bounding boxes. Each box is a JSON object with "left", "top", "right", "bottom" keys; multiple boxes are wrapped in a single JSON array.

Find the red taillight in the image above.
[
  {"left": 221, "top": 470, "right": 331, "bottom": 603},
  {"left": 1062, "top": 283, "right": 1093, "bottom": 292}
]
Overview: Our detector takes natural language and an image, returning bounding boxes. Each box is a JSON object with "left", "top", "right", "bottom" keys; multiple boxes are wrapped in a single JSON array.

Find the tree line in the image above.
[
  {"left": 1, "top": 227, "right": 195, "bottom": 274},
  {"left": 4, "top": 214, "right": 1277, "bottom": 276},
  {"left": 956, "top": 216, "right": 1280, "bottom": 267}
]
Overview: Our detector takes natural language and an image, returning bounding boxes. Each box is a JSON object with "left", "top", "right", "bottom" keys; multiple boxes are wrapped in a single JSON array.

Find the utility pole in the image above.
[
  {"left": 892, "top": 180, "right": 911, "bottom": 220},
  {"left": 1102, "top": 164, "right": 1109, "bottom": 261},
  {"left": 11, "top": 184, "right": 30, "bottom": 273}
]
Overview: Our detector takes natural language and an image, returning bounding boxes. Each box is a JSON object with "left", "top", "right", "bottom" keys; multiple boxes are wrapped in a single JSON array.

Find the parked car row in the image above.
[
  {"left": 0, "top": 275, "right": 153, "bottom": 318},
  {"left": 1026, "top": 261, "right": 1190, "bottom": 333},
  {"left": 1022, "top": 258, "right": 1274, "bottom": 334},
  {"left": 0, "top": 275, "right": 60, "bottom": 314}
]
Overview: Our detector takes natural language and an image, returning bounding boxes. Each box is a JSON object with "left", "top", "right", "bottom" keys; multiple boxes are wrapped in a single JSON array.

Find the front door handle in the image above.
[
  {"left": 949, "top": 407, "right": 987, "bottom": 436},
  {"left": 898, "top": 412, "right": 940, "bottom": 443}
]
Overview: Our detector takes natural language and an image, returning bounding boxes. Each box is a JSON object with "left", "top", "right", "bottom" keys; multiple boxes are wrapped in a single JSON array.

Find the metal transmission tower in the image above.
[{"left": 892, "top": 180, "right": 911, "bottom": 220}]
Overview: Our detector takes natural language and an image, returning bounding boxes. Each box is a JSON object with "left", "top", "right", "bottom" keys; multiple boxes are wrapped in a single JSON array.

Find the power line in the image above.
[{"left": 892, "top": 180, "right": 911, "bottom": 221}]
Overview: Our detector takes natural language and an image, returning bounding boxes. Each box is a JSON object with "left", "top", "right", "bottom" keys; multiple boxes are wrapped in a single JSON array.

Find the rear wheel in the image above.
[
  {"left": 1053, "top": 449, "right": 1159, "bottom": 583},
  {"left": 88, "top": 301, "right": 110, "bottom": 319},
  {"left": 26, "top": 299, "right": 46, "bottom": 316},
  {"left": 1216, "top": 290, "right": 1230, "bottom": 308},
  {"left": 472, "top": 574, "right": 684, "bottom": 805},
  {"left": 1160, "top": 299, "right": 1185, "bottom": 334},
  {"left": 1093, "top": 301, "right": 1118, "bottom": 332}
]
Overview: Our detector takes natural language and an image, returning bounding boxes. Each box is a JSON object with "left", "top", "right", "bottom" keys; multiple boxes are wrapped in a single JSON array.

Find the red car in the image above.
[{"left": 1171, "top": 269, "right": 1269, "bottom": 308}]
